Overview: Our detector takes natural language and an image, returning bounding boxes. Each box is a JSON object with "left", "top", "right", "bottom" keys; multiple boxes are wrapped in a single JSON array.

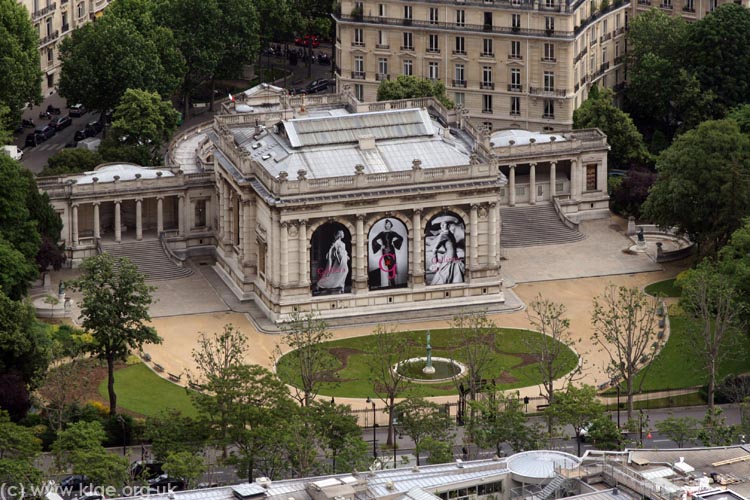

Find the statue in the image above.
[
  {"left": 423, "top": 330, "right": 435, "bottom": 375},
  {"left": 637, "top": 227, "right": 645, "bottom": 242},
  {"left": 58, "top": 280, "right": 65, "bottom": 297}
]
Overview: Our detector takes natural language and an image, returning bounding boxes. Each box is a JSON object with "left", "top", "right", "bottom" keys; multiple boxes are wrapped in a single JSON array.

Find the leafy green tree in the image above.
[
  {"left": 0, "top": 0, "right": 41, "bottom": 123},
  {"left": 70, "top": 254, "right": 160, "bottom": 415},
  {"left": 686, "top": 4, "right": 750, "bottom": 111},
  {"left": 310, "top": 400, "right": 366, "bottom": 474},
  {"left": 52, "top": 420, "right": 106, "bottom": 469},
  {"left": 655, "top": 415, "right": 699, "bottom": 448},
  {"left": 546, "top": 385, "right": 604, "bottom": 457},
  {"left": 40, "top": 326, "right": 89, "bottom": 431},
  {"left": 377, "top": 75, "right": 454, "bottom": 109},
  {"left": 717, "top": 219, "right": 750, "bottom": 324},
  {"left": 20, "top": 168, "right": 65, "bottom": 272},
  {"left": 40, "top": 149, "right": 103, "bottom": 177},
  {"left": 586, "top": 415, "right": 622, "bottom": 450},
  {"left": 51, "top": 419, "right": 127, "bottom": 487},
  {"left": 678, "top": 260, "right": 744, "bottom": 409},
  {"left": 469, "top": 392, "right": 541, "bottom": 455},
  {"left": 422, "top": 436, "right": 453, "bottom": 465},
  {"left": 451, "top": 311, "right": 497, "bottom": 405},
  {"left": 0, "top": 410, "right": 42, "bottom": 490},
  {"left": 0, "top": 105, "right": 14, "bottom": 144},
  {"left": 163, "top": 451, "right": 205, "bottom": 489},
  {"left": 642, "top": 119, "right": 750, "bottom": 254},
  {"left": 59, "top": 12, "right": 183, "bottom": 121},
  {"left": 144, "top": 410, "right": 209, "bottom": 461},
  {"left": 728, "top": 105, "right": 750, "bottom": 135},
  {"left": 335, "top": 434, "right": 371, "bottom": 472},
  {"left": 609, "top": 165, "right": 657, "bottom": 218},
  {"left": 395, "top": 398, "right": 454, "bottom": 466},
  {"left": 574, "top": 87, "right": 650, "bottom": 168},
  {"left": 698, "top": 407, "right": 736, "bottom": 446}
]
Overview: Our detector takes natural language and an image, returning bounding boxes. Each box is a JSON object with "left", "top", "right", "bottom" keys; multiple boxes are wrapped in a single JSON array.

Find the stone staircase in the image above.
[
  {"left": 500, "top": 204, "right": 585, "bottom": 248},
  {"left": 101, "top": 240, "right": 193, "bottom": 281}
]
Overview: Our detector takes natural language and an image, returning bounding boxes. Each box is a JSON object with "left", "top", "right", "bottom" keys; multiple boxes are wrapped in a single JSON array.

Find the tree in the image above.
[
  {"left": 573, "top": 87, "right": 650, "bottom": 168},
  {"left": 642, "top": 120, "right": 750, "bottom": 254},
  {"left": 697, "top": 407, "right": 736, "bottom": 447},
  {"left": 451, "top": 311, "right": 497, "bottom": 404},
  {"left": 0, "top": 410, "right": 42, "bottom": 491},
  {"left": 163, "top": 451, "right": 205, "bottom": 489},
  {"left": 422, "top": 436, "right": 454, "bottom": 465},
  {"left": 70, "top": 254, "right": 160, "bottom": 415},
  {"left": 678, "top": 260, "right": 744, "bottom": 409},
  {"left": 0, "top": 105, "right": 14, "bottom": 145},
  {"left": 59, "top": 11, "right": 183, "bottom": 120},
  {"left": 585, "top": 415, "right": 622, "bottom": 450},
  {"left": 367, "top": 325, "right": 411, "bottom": 446},
  {"left": 144, "top": 410, "right": 209, "bottom": 461},
  {"left": 728, "top": 104, "right": 750, "bottom": 135},
  {"left": 591, "top": 284, "right": 661, "bottom": 420},
  {"left": 0, "top": 0, "right": 41, "bottom": 122},
  {"left": 52, "top": 420, "right": 106, "bottom": 469},
  {"left": 40, "top": 149, "right": 103, "bottom": 177},
  {"left": 395, "top": 398, "right": 453, "bottom": 466},
  {"left": 546, "top": 385, "right": 604, "bottom": 457},
  {"left": 609, "top": 165, "right": 657, "bottom": 218},
  {"left": 103, "top": 88, "right": 180, "bottom": 165},
  {"left": 21, "top": 168, "right": 65, "bottom": 272},
  {"left": 310, "top": 400, "right": 366, "bottom": 474},
  {"left": 277, "top": 311, "right": 334, "bottom": 406},
  {"left": 469, "top": 392, "right": 542, "bottom": 455},
  {"left": 686, "top": 4, "right": 750, "bottom": 111},
  {"left": 716, "top": 219, "right": 750, "bottom": 325},
  {"left": 655, "top": 415, "right": 699, "bottom": 448},
  {"left": 377, "top": 75, "right": 454, "bottom": 109}
]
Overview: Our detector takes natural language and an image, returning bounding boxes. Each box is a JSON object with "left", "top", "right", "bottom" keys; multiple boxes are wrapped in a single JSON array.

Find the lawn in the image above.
[
  {"left": 97, "top": 363, "right": 198, "bottom": 418},
  {"left": 276, "top": 328, "right": 579, "bottom": 398},
  {"left": 644, "top": 278, "right": 682, "bottom": 297}
]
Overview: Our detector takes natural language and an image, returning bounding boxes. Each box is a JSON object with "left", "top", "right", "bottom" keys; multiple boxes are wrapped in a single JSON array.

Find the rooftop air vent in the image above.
[
  {"left": 261, "top": 154, "right": 272, "bottom": 160},
  {"left": 252, "top": 142, "right": 262, "bottom": 149}
]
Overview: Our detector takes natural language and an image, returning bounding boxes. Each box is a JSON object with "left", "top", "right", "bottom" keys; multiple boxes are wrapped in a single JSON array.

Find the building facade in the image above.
[
  {"left": 42, "top": 87, "right": 609, "bottom": 322},
  {"left": 17, "top": 0, "right": 109, "bottom": 95},
  {"left": 333, "top": 0, "right": 746, "bottom": 131}
]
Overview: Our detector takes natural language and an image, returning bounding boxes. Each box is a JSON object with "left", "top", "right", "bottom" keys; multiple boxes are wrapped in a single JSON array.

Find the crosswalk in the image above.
[{"left": 27, "top": 143, "right": 66, "bottom": 152}]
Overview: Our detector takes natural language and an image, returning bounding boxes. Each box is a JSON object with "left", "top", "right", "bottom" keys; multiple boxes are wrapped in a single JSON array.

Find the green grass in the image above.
[
  {"left": 644, "top": 278, "right": 682, "bottom": 298},
  {"left": 98, "top": 363, "right": 198, "bottom": 418},
  {"left": 276, "top": 328, "right": 578, "bottom": 398}
]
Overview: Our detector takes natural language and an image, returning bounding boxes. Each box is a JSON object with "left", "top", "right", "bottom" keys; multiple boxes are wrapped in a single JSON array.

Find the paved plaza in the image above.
[{"left": 52, "top": 214, "right": 688, "bottom": 418}]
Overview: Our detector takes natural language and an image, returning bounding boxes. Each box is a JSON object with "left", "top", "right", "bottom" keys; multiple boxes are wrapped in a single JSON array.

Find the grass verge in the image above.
[{"left": 644, "top": 278, "right": 681, "bottom": 297}]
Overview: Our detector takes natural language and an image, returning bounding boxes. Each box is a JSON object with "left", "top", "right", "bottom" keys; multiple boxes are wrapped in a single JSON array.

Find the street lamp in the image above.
[
  {"left": 366, "top": 396, "right": 377, "bottom": 458},
  {"left": 616, "top": 386, "right": 621, "bottom": 429},
  {"left": 117, "top": 415, "right": 127, "bottom": 456}
]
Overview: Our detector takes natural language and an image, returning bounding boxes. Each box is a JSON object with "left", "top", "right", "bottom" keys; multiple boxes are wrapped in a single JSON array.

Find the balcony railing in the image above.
[
  {"left": 682, "top": 5, "right": 695, "bottom": 10},
  {"left": 539, "top": 2, "right": 563, "bottom": 10},
  {"left": 480, "top": 52, "right": 496, "bottom": 58},
  {"left": 507, "top": 84, "right": 523, "bottom": 92},
  {"left": 426, "top": 47, "right": 441, "bottom": 53},
  {"left": 600, "top": 32, "right": 612, "bottom": 42},
  {"left": 39, "top": 30, "right": 59, "bottom": 46},
  {"left": 482, "top": 108, "right": 494, "bottom": 114},
  {"left": 614, "top": 55, "right": 624, "bottom": 64},
  {"left": 590, "top": 38, "right": 597, "bottom": 47},
  {"left": 352, "top": 41, "right": 365, "bottom": 47},
  {"left": 400, "top": 45, "right": 415, "bottom": 51},
  {"left": 452, "top": 49, "right": 467, "bottom": 55},
  {"left": 508, "top": 53, "right": 522, "bottom": 60},
  {"left": 375, "top": 73, "right": 390, "bottom": 81},
  {"left": 480, "top": 82, "right": 495, "bottom": 90},
  {"left": 375, "top": 43, "right": 390, "bottom": 49},
  {"left": 529, "top": 86, "right": 567, "bottom": 97},
  {"left": 659, "top": 2, "right": 673, "bottom": 7},
  {"left": 61, "top": 23, "right": 70, "bottom": 32},
  {"left": 510, "top": 110, "right": 521, "bottom": 116},
  {"left": 351, "top": 71, "right": 366, "bottom": 79},
  {"left": 574, "top": 82, "right": 580, "bottom": 92},
  {"left": 541, "top": 56, "right": 557, "bottom": 62},
  {"left": 543, "top": 113, "right": 555, "bottom": 119},
  {"left": 637, "top": 0, "right": 650, "bottom": 4},
  {"left": 452, "top": 79, "right": 467, "bottom": 87},
  {"left": 32, "top": 2, "right": 56, "bottom": 19}
]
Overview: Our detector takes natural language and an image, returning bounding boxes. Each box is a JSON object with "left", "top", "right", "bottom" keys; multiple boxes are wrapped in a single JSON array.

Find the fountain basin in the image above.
[{"left": 394, "top": 357, "right": 467, "bottom": 383}]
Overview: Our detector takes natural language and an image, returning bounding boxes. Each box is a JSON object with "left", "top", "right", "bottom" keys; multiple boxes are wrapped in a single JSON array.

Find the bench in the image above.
[
  {"left": 536, "top": 404, "right": 550, "bottom": 412},
  {"left": 153, "top": 363, "right": 164, "bottom": 373},
  {"left": 168, "top": 372, "right": 182, "bottom": 382},
  {"left": 188, "top": 381, "right": 201, "bottom": 390}
]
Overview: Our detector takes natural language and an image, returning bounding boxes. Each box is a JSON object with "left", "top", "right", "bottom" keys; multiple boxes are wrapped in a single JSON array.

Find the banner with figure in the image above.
[
  {"left": 424, "top": 212, "right": 466, "bottom": 286},
  {"left": 311, "top": 222, "right": 352, "bottom": 296},
  {"left": 368, "top": 217, "right": 408, "bottom": 290}
]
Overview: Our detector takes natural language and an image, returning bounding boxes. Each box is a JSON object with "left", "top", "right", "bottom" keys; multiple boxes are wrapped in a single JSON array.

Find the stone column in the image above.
[
  {"left": 114, "top": 201, "right": 121, "bottom": 243},
  {"left": 355, "top": 214, "right": 366, "bottom": 289},
  {"left": 570, "top": 159, "right": 579, "bottom": 199},
  {"left": 177, "top": 195, "right": 185, "bottom": 236},
  {"left": 509, "top": 165, "right": 516, "bottom": 206},
  {"left": 280, "top": 221, "right": 289, "bottom": 286},
  {"left": 412, "top": 209, "right": 422, "bottom": 284},
  {"left": 156, "top": 197, "right": 164, "bottom": 235},
  {"left": 93, "top": 202, "right": 100, "bottom": 240},
  {"left": 489, "top": 202, "right": 498, "bottom": 268},
  {"left": 135, "top": 198, "right": 143, "bottom": 241},
  {"left": 550, "top": 161, "right": 557, "bottom": 198},
  {"left": 529, "top": 163, "right": 537, "bottom": 205},
  {"left": 243, "top": 199, "right": 255, "bottom": 268},
  {"left": 470, "top": 204, "right": 479, "bottom": 269},
  {"left": 71, "top": 204, "right": 79, "bottom": 247},
  {"left": 597, "top": 162, "right": 607, "bottom": 193},
  {"left": 217, "top": 180, "right": 225, "bottom": 240},
  {"left": 299, "top": 220, "right": 309, "bottom": 286}
]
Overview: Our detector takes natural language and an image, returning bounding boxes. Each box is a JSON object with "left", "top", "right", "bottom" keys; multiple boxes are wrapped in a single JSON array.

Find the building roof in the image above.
[
  {"left": 507, "top": 450, "right": 581, "bottom": 482},
  {"left": 490, "top": 129, "right": 567, "bottom": 148},
  {"left": 74, "top": 164, "right": 174, "bottom": 184}
]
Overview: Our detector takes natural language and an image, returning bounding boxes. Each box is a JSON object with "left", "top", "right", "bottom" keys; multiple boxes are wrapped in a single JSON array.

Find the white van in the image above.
[{"left": 2, "top": 145, "right": 23, "bottom": 161}]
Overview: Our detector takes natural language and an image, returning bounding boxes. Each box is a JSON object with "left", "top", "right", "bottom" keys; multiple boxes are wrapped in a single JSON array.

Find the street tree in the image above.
[
  {"left": 367, "top": 325, "right": 411, "bottom": 446},
  {"left": 52, "top": 420, "right": 129, "bottom": 487},
  {"left": 451, "top": 311, "right": 497, "bottom": 403},
  {"left": 144, "top": 410, "right": 209, "bottom": 461},
  {"left": 678, "top": 260, "right": 744, "bottom": 409},
  {"left": 21, "top": 168, "right": 65, "bottom": 273},
  {"left": 163, "top": 451, "right": 206, "bottom": 489},
  {"left": 377, "top": 75, "right": 454, "bottom": 109},
  {"left": 0, "top": 410, "right": 42, "bottom": 491},
  {"left": 0, "top": 0, "right": 42, "bottom": 122},
  {"left": 698, "top": 407, "right": 736, "bottom": 447},
  {"left": 70, "top": 254, "right": 160, "bottom": 415},
  {"left": 546, "top": 385, "right": 604, "bottom": 457},
  {"left": 309, "top": 400, "right": 367, "bottom": 474},
  {"left": 655, "top": 415, "right": 699, "bottom": 448},
  {"left": 717, "top": 219, "right": 750, "bottom": 325},
  {"left": 573, "top": 86, "right": 649, "bottom": 168},
  {"left": 642, "top": 119, "right": 750, "bottom": 254},
  {"left": 0, "top": 105, "right": 14, "bottom": 145},
  {"left": 469, "top": 392, "right": 542, "bottom": 455},
  {"left": 422, "top": 437, "right": 454, "bottom": 465},
  {"left": 728, "top": 104, "right": 750, "bottom": 135},
  {"left": 52, "top": 420, "right": 106, "bottom": 469},
  {"left": 40, "top": 149, "right": 103, "bottom": 177},
  {"left": 591, "top": 284, "right": 661, "bottom": 420},
  {"left": 586, "top": 415, "right": 622, "bottom": 450},
  {"left": 277, "top": 310, "right": 335, "bottom": 407},
  {"left": 395, "top": 397, "right": 454, "bottom": 466}
]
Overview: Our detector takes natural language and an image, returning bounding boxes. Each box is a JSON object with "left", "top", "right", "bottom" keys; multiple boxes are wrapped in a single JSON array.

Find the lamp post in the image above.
[
  {"left": 366, "top": 396, "right": 377, "bottom": 458},
  {"left": 117, "top": 415, "right": 126, "bottom": 456},
  {"left": 616, "top": 386, "right": 621, "bottom": 429}
]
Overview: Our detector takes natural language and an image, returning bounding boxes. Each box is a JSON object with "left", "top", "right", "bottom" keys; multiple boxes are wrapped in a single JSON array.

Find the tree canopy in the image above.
[
  {"left": 0, "top": 0, "right": 41, "bottom": 126},
  {"left": 377, "top": 75, "right": 454, "bottom": 109},
  {"left": 40, "top": 149, "right": 103, "bottom": 177}
]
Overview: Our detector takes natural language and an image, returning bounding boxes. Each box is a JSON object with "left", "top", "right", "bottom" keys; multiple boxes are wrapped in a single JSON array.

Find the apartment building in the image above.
[
  {"left": 17, "top": 0, "right": 110, "bottom": 95},
  {"left": 333, "top": 0, "right": 742, "bottom": 131}
]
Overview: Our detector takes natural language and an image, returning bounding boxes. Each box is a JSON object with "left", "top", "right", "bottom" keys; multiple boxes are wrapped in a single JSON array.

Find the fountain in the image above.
[
  {"left": 393, "top": 331, "right": 467, "bottom": 383},
  {"left": 32, "top": 280, "right": 75, "bottom": 319},
  {"left": 423, "top": 331, "right": 435, "bottom": 375}
]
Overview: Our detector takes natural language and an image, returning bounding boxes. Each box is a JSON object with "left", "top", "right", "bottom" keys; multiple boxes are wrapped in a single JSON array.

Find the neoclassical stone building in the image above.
[{"left": 41, "top": 86, "right": 609, "bottom": 322}]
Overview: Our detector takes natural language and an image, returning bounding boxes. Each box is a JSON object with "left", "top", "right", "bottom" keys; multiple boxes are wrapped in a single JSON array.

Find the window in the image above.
[
  {"left": 510, "top": 68, "right": 521, "bottom": 90},
  {"left": 510, "top": 96, "right": 520, "bottom": 115},
  {"left": 586, "top": 164, "right": 598, "bottom": 190},
  {"left": 482, "top": 94, "right": 493, "bottom": 113},
  {"left": 378, "top": 3, "right": 386, "bottom": 16},
  {"left": 543, "top": 42, "right": 555, "bottom": 61},
  {"left": 354, "top": 28, "right": 364, "bottom": 46},
  {"left": 454, "top": 92, "right": 465, "bottom": 106},
  {"left": 428, "top": 62, "right": 439, "bottom": 80},
  {"left": 484, "top": 11, "right": 493, "bottom": 29},
  {"left": 258, "top": 242, "right": 266, "bottom": 277},
  {"left": 454, "top": 63, "right": 465, "bottom": 86},
  {"left": 456, "top": 9, "right": 465, "bottom": 26},
  {"left": 46, "top": 73, "right": 54, "bottom": 88},
  {"left": 47, "top": 47, "right": 54, "bottom": 63},
  {"left": 510, "top": 40, "right": 521, "bottom": 59},
  {"left": 77, "top": 1, "right": 84, "bottom": 17},
  {"left": 61, "top": 11, "right": 69, "bottom": 31},
  {"left": 378, "top": 58, "right": 388, "bottom": 76},
  {"left": 616, "top": 13, "right": 621, "bottom": 29},
  {"left": 545, "top": 0, "right": 555, "bottom": 6},
  {"left": 355, "top": 83, "right": 364, "bottom": 101},
  {"left": 455, "top": 36, "right": 465, "bottom": 54},
  {"left": 482, "top": 38, "right": 493, "bottom": 56},
  {"left": 543, "top": 99, "right": 555, "bottom": 118},
  {"left": 377, "top": 30, "right": 387, "bottom": 48},
  {"left": 354, "top": 55, "right": 364, "bottom": 73},
  {"left": 615, "top": 42, "right": 620, "bottom": 58},
  {"left": 404, "top": 5, "right": 412, "bottom": 19},
  {"left": 402, "top": 32, "right": 413, "bottom": 50},
  {"left": 403, "top": 59, "right": 413, "bottom": 75},
  {"left": 46, "top": 17, "right": 52, "bottom": 36},
  {"left": 194, "top": 199, "right": 207, "bottom": 228},
  {"left": 684, "top": 0, "right": 694, "bottom": 10},
  {"left": 602, "top": 46, "right": 607, "bottom": 63},
  {"left": 544, "top": 71, "right": 554, "bottom": 91},
  {"left": 511, "top": 13, "right": 521, "bottom": 29},
  {"left": 482, "top": 66, "right": 493, "bottom": 89},
  {"left": 429, "top": 7, "right": 439, "bottom": 24},
  {"left": 545, "top": 16, "right": 555, "bottom": 32},
  {"left": 428, "top": 34, "right": 439, "bottom": 53}
]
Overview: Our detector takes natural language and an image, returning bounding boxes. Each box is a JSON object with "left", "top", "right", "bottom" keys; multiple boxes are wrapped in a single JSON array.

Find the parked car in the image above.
[
  {"left": 49, "top": 115, "right": 72, "bottom": 130},
  {"left": 86, "top": 120, "right": 103, "bottom": 134},
  {"left": 294, "top": 34, "right": 320, "bottom": 47},
  {"left": 2, "top": 145, "right": 23, "bottom": 160},
  {"left": 25, "top": 132, "right": 41, "bottom": 147},
  {"left": 129, "top": 461, "right": 164, "bottom": 481},
  {"left": 305, "top": 79, "right": 330, "bottom": 94},
  {"left": 34, "top": 125, "right": 56, "bottom": 140},
  {"left": 147, "top": 475, "right": 185, "bottom": 494},
  {"left": 69, "top": 103, "right": 86, "bottom": 117},
  {"left": 59, "top": 474, "right": 90, "bottom": 491}
]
